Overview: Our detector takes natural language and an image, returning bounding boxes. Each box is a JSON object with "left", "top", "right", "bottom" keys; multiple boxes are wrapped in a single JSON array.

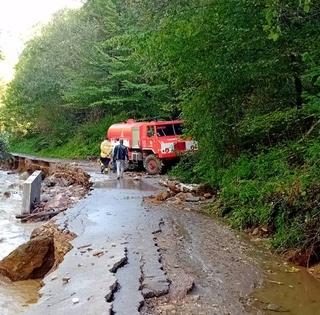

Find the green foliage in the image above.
[
  {"left": 169, "top": 152, "right": 201, "bottom": 184},
  {"left": 141, "top": 0, "right": 307, "bottom": 177},
  {"left": 0, "top": 81, "right": 5, "bottom": 111},
  {"left": 238, "top": 107, "right": 319, "bottom": 150},
  {"left": 3, "top": 0, "right": 320, "bottom": 254},
  {"left": 0, "top": 132, "right": 9, "bottom": 159},
  {"left": 9, "top": 114, "right": 126, "bottom": 159},
  {"left": 3, "top": 2, "right": 173, "bottom": 136},
  {"left": 215, "top": 136, "right": 320, "bottom": 249},
  {"left": 263, "top": 0, "right": 316, "bottom": 40}
]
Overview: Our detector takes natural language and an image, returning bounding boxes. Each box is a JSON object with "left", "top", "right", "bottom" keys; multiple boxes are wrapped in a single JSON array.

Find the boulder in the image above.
[
  {"left": 0, "top": 223, "right": 75, "bottom": 281},
  {"left": 31, "top": 222, "right": 75, "bottom": 269},
  {"left": 0, "top": 236, "right": 54, "bottom": 281}
]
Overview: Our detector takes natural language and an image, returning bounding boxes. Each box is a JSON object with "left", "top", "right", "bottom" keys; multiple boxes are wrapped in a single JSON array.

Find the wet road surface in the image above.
[
  {"left": 3, "top": 158, "right": 320, "bottom": 315},
  {"left": 24, "top": 170, "right": 262, "bottom": 315},
  {"left": 25, "top": 173, "right": 168, "bottom": 315}
]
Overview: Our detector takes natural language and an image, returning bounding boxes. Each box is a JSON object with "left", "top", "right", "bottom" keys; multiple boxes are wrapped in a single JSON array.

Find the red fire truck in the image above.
[{"left": 107, "top": 119, "right": 198, "bottom": 174}]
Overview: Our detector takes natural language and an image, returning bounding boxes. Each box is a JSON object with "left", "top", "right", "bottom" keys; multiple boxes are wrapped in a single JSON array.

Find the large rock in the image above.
[
  {"left": 0, "top": 222, "right": 75, "bottom": 281},
  {"left": 0, "top": 236, "right": 54, "bottom": 281},
  {"left": 31, "top": 222, "right": 75, "bottom": 269}
]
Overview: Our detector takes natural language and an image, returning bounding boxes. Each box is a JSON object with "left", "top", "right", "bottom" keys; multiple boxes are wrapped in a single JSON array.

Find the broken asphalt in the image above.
[{"left": 25, "top": 166, "right": 262, "bottom": 315}]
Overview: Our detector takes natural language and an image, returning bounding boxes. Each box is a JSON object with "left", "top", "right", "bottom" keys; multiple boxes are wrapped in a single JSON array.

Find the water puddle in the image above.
[
  {"left": 0, "top": 170, "right": 40, "bottom": 314},
  {"left": 249, "top": 240, "right": 320, "bottom": 314},
  {"left": 0, "top": 276, "right": 40, "bottom": 315},
  {"left": 92, "top": 174, "right": 156, "bottom": 191}
]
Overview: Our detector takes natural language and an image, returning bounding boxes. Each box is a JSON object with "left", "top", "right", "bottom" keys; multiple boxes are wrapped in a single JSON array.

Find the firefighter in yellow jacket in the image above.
[{"left": 100, "top": 138, "right": 113, "bottom": 174}]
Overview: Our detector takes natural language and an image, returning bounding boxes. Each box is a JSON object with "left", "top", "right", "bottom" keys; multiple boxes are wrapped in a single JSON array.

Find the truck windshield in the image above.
[
  {"left": 173, "top": 124, "right": 183, "bottom": 135},
  {"left": 156, "top": 124, "right": 183, "bottom": 137}
]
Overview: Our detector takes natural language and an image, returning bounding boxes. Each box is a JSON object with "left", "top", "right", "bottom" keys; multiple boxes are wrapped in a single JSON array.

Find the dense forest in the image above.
[{"left": 1, "top": 0, "right": 320, "bottom": 260}]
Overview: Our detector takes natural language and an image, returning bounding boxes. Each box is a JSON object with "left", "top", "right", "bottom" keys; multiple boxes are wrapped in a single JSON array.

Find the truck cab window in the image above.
[{"left": 147, "top": 126, "right": 155, "bottom": 137}]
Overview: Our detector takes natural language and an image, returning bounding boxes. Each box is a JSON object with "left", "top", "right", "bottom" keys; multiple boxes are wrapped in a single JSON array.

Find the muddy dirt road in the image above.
[{"left": 4, "top": 158, "right": 319, "bottom": 315}]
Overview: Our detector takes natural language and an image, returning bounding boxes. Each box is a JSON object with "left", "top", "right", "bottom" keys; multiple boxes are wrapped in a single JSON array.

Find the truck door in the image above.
[
  {"left": 144, "top": 125, "right": 156, "bottom": 151},
  {"left": 132, "top": 127, "right": 140, "bottom": 148}
]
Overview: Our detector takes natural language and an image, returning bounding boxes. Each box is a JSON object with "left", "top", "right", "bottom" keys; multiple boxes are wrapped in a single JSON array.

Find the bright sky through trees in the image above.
[{"left": 0, "top": 0, "right": 83, "bottom": 81}]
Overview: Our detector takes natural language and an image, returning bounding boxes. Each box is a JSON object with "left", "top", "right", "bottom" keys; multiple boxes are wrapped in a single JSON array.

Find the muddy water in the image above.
[
  {"left": 155, "top": 198, "right": 320, "bottom": 315},
  {"left": 0, "top": 171, "right": 33, "bottom": 259},
  {"left": 249, "top": 241, "right": 320, "bottom": 315},
  {"left": 0, "top": 276, "right": 40, "bottom": 315},
  {"left": 2, "top": 165, "right": 320, "bottom": 314},
  {"left": 0, "top": 170, "right": 40, "bottom": 315}
]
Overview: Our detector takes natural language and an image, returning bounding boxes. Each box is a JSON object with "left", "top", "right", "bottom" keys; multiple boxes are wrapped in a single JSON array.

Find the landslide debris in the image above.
[
  {"left": 0, "top": 236, "right": 54, "bottom": 281},
  {"left": 148, "top": 178, "right": 320, "bottom": 273},
  {"left": 48, "top": 164, "right": 92, "bottom": 190},
  {"left": 0, "top": 222, "right": 75, "bottom": 281},
  {"left": 0, "top": 158, "right": 88, "bottom": 281},
  {"left": 145, "top": 179, "right": 214, "bottom": 210},
  {"left": 17, "top": 164, "right": 92, "bottom": 222}
]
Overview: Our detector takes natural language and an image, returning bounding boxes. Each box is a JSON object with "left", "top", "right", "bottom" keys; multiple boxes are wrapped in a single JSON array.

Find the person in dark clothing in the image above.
[
  {"left": 112, "top": 139, "right": 129, "bottom": 179},
  {"left": 111, "top": 139, "right": 119, "bottom": 173}
]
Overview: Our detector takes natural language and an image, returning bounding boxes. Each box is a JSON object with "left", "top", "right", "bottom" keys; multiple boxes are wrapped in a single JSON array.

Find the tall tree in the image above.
[
  {"left": 4, "top": 0, "right": 172, "bottom": 135},
  {"left": 132, "top": 0, "right": 320, "bottom": 182}
]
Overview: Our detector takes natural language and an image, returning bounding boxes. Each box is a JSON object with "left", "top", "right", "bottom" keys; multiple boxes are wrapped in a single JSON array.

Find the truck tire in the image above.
[{"left": 144, "top": 155, "right": 162, "bottom": 175}]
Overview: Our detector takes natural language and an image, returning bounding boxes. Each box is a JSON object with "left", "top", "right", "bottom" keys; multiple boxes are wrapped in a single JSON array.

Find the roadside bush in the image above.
[
  {"left": 169, "top": 152, "right": 201, "bottom": 184},
  {"left": 238, "top": 107, "right": 319, "bottom": 151},
  {"left": 215, "top": 137, "right": 320, "bottom": 257},
  {"left": 0, "top": 133, "right": 8, "bottom": 159}
]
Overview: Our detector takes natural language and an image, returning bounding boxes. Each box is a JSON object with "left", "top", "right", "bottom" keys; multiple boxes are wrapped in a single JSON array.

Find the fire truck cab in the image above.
[{"left": 107, "top": 119, "right": 198, "bottom": 174}]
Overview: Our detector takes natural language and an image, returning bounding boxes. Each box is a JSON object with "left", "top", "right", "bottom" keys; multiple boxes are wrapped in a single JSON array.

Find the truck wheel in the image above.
[{"left": 144, "top": 155, "right": 162, "bottom": 175}]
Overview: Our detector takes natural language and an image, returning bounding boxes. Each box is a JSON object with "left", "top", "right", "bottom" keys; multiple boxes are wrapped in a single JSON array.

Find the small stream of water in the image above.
[{"left": 0, "top": 170, "right": 40, "bottom": 315}]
